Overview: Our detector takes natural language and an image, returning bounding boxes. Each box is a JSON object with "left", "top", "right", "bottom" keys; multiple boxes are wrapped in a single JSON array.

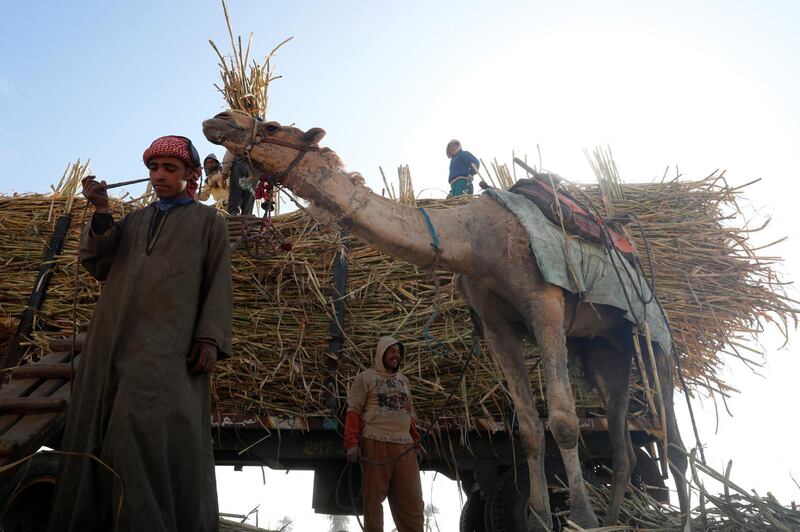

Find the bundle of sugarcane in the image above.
[
  {"left": 379, "top": 165, "right": 416, "bottom": 205},
  {"left": 579, "top": 157, "right": 796, "bottom": 396},
  {"left": 579, "top": 447, "right": 800, "bottom": 531},
  {"left": 0, "top": 161, "right": 92, "bottom": 354},
  {"left": 209, "top": 1, "right": 291, "bottom": 118}
]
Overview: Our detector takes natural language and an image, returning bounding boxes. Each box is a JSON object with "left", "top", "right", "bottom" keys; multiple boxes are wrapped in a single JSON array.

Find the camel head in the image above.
[{"left": 202, "top": 111, "right": 327, "bottom": 185}]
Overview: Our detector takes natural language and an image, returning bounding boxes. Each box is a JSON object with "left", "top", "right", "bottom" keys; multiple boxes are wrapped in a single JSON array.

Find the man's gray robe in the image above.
[{"left": 49, "top": 201, "right": 232, "bottom": 532}]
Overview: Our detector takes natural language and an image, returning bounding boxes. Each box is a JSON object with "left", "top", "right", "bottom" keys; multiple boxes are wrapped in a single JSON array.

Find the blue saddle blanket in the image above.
[{"left": 485, "top": 189, "right": 671, "bottom": 352}]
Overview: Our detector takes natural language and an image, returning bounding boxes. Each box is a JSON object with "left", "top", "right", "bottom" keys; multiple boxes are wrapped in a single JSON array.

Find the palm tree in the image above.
[
  {"left": 277, "top": 516, "right": 292, "bottom": 531},
  {"left": 424, "top": 503, "right": 440, "bottom": 532},
  {"left": 326, "top": 514, "right": 351, "bottom": 532}
]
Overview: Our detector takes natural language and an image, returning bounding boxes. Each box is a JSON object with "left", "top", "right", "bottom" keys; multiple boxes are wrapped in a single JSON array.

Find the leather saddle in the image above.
[{"left": 508, "top": 174, "right": 638, "bottom": 261}]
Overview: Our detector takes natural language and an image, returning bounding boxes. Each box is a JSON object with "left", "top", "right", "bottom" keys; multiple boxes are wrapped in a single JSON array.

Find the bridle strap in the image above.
[
  {"left": 243, "top": 121, "right": 321, "bottom": 185},
  {"left": 259, "top": 137, "right": 320, "bottom": 152}
]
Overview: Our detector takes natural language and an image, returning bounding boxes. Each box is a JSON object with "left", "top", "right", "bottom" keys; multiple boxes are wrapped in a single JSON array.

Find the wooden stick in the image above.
[
  {"left": 11, "top": 364, "right": 74, "bottom": 380},
  {"left": 0, "top": 397, "right": 66, "bottom": 415},
  {"left": 632, "top": 332, "right": 659, "bottom": 432},
  {"left": 101, "top": 177, "right": 150, "bottom": 190},
  {"left": 643, "top": 322, "right": 669, "bottom": 476}
]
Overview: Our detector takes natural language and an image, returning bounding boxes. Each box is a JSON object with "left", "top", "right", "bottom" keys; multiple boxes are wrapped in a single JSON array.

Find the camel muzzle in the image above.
[{"left": 202, "top": 118, "right": 245, "bottom": 145}]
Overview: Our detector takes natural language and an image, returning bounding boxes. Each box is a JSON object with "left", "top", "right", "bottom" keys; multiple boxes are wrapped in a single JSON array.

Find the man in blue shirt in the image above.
[{"left": 446, "top": 139, "right": 480, "bottom": 197}]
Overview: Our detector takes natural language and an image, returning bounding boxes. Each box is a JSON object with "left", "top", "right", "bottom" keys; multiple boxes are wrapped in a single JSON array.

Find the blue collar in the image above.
[{"left": 155, "top": 196, "right": 194, "bottom": 212}]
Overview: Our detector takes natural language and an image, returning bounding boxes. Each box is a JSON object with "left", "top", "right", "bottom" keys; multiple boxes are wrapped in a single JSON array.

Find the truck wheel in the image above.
[
  {"left": 0, "top": 452, "right": 59, "bottom": 532},
  {"left": 459, "top": 489, "right": 486, "bottom": 532},
  {"left": 484, "top": 465, "right": 529, "bottom": 532},
  {"left": 485, "top": 462, "right": 592, "bottom": 531},
  {"left": 482, "top": 478, "right": 497, "bottom": 531},
  {"left": 632, "top": 447, "right": 669, "bottom": 503}
]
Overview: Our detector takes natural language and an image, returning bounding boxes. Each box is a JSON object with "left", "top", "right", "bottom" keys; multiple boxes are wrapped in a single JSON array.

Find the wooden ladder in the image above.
[{"left": 0, "top": 334, "right": 83, "bottom": 464}]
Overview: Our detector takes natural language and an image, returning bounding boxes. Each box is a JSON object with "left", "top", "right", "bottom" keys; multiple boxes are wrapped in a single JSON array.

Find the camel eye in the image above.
[{"left": 265, "top": 122, "right": 280, "bottom": 133}]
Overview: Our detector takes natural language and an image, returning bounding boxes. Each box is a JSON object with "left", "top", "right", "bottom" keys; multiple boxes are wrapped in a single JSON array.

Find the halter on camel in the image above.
[{"left": 232, "top": 120, "right": 318, "bottom": 259}]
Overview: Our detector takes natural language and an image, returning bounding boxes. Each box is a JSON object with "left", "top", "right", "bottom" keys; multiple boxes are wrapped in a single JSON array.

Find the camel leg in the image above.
[
  {"left": 481, "top": 319, "right": 552, "bottom": 530},
  {"left": 527, "top": 287, "right": 598, "bottom": 528},
  {"left": 576, "top": 337, "right": 635, "bottom": 525},
  {"left": 465, "top": 306, "right": 553, "bottom": 531},
  {"left": 460, "top": 277, "right": 552, "bottom": 529}
]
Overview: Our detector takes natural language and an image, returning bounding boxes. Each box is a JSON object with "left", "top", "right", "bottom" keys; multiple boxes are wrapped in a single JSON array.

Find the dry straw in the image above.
[
  {"left": 209, "top": 0, "right": 292, "bottom": 118},
  {"left": 570, "top": 447, "right": 800, "bottom": 530}
]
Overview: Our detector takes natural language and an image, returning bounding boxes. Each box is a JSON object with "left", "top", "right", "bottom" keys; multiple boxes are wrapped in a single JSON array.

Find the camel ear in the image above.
[{"left": 301, "top": 127, "right": 326, "bottom": 146}]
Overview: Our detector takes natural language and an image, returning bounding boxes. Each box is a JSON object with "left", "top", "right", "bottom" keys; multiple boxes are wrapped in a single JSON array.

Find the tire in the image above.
[
  {"left": 632, "top": 447, "right": 669, "bottom": 504},
  {"left": 0, "top": 451, "right": 59, "bottom": 532},
  {"left": 483, "top": 478, "right": 497, "bottom": 532},
  {"left": 459, "top": 489, "right": 486, "bottom": 532},
  {"left": 485, "top": 461, "right": 598, "bottom": 532},
  {"left": 485, "top": 465, "right": 530, "bottom": 532}
]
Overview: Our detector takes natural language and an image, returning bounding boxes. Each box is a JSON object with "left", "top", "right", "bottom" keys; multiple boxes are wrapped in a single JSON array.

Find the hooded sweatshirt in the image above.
[{"left": 347, "top": 336, "right": 416, "bottom": 445}]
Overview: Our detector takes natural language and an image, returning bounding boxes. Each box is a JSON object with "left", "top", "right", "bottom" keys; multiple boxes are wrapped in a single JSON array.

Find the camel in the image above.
[{"left": 203, "top": 112, "right": 691, "bottom": 530}]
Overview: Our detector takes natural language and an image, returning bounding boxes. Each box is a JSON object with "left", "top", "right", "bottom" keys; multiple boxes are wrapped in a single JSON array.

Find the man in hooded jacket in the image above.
[{"left": 344, "top": 336, "right": 424, "bottom": 532}]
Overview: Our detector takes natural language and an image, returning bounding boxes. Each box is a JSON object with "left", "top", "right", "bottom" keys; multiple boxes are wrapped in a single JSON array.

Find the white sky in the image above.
[{"left": 3, "top": 1, "right": 799, "bottom": 530}]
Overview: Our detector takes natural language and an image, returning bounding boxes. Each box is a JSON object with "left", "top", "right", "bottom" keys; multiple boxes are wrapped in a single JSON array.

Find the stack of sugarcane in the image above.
[
  {"left": 215, "top": 203, "right": 611, "bottom": 430},
  {"left": 1, "top": 158, "right": 796, "bottom": 432}
]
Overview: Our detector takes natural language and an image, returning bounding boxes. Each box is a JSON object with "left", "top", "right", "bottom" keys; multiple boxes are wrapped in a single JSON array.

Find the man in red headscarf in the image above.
[{"left": 49, "top": 136, "right": 232, "bottom": 532}]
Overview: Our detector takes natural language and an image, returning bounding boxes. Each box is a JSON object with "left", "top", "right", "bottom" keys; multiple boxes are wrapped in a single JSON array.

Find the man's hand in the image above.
[
  {"left": 81, "top": 176, "right": 110, "bottom": 213},
  {"left": 346, "top": 446, "right": 360, "bottom": 464},
  {"left": 187, "top": 342, "right": 218, "bottom": 374}
]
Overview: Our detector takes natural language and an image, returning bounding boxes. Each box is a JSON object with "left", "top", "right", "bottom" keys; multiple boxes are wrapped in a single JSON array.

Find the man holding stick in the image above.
[{"left": 49, "top": 135, "right": 232, "bottom": 532}]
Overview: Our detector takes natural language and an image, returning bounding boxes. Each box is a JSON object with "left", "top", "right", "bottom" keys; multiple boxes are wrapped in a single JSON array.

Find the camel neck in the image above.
[{"left": 286, "top": 161, "right": 473, "bottom": 274}]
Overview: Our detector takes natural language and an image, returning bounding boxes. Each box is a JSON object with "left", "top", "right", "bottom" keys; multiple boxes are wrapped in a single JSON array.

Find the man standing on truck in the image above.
[
  {"left": 344, "top": 336, "right": 424, "bottom": 532},
  {"left": 222, "top": 150, "right": 255, "bottom": 215},
  {"left": 197, "top": 152, "right": 229, "bottom": 207},
  {"left": 446, "top": 139, "right": 479, "bottom": 197},
  {"left": 49, "top": 135, "right": 232, "bottom": 532}
]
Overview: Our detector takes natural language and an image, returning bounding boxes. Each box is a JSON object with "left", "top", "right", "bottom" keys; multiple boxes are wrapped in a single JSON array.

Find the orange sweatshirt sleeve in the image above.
[{"left": 344, "top": 410, "right": 364, "bottom": 449}]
